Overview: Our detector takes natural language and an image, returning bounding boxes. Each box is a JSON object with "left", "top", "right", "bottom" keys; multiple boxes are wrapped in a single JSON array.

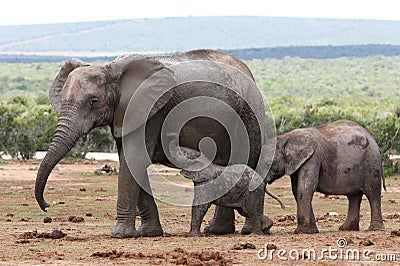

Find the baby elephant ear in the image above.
[
  {"left": 108, "top": 55, "right": 176, "bottom": 137},
  {"left": 284, "top": 131, "right": 315, "bottom": 175}
]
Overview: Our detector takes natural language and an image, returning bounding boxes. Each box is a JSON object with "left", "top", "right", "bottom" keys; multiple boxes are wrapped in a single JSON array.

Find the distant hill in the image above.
[
  {"left": 2, "top": 45, "right": 400, "bottom": 63},
  {"left": 1, "top": 16, "right": 400, "bottom": 55},
  {"left": 225, "top": 44, "right": 400, "bottom": 60}
]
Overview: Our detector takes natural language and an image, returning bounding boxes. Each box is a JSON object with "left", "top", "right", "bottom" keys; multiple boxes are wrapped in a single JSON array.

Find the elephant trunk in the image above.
[{"left": 35, "top": 108, "right": 82, "bottom": 211}]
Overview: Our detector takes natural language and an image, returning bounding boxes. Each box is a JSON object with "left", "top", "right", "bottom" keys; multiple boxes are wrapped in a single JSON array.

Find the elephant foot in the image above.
[
  {"left": 204, "top": 222, "right": 235, "bottom": 235},
  {"left": 137, "top": 223, "right": 164, "bottom": 237},
  {"left": 368, "top": 223, "right": 385, "bottom": 231},
  {"left": 187, "top": 230, "right": 202, "bottom": 237},
  {"left": 294, "top": 226, "right": 319, "bottom": 234},
  {"left": 111, "top": 222, "right": 140, "bottom": 238},
  {"left": 241, "top": 226, "right": 271, "bottom": 235},
  {"left": 240, "top": 222, "right": 252, "bottom": 235},
  {"left": 204, "top": 207, "right": 235, "bottom": 235},
  {"left": 339, "top": 220, "right": 360, "bottom": 231},
  {"left": 261, "top": 216, "right": 273, "bottom": 233},
  {"left": 241, "top": 216, "right": 273, "bottom": 235}
]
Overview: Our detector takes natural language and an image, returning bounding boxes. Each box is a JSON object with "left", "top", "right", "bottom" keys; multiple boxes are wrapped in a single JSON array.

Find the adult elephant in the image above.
[{"left": 34, "top": 49, "right": 266, "bottom": 238}]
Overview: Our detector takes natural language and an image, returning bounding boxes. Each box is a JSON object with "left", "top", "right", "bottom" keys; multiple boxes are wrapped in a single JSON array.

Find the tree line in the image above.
[{"left": 0, "top": 96, "right": 114, "bottom": 160}]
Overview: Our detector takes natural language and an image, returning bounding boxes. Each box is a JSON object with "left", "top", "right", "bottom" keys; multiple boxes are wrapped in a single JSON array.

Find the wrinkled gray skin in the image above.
[
  {"left": 261, "top": 120, "right": 385, "bottom": 234},
  {"left": 167, "top": 133, "right": 285, "bottom": 236},
  {"left": 34, "top": 49, "right": 265, "bottom": 238}
]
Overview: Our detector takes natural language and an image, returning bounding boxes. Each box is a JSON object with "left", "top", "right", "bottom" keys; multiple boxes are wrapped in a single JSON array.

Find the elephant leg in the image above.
[
  {"left": 247, "top": 215, "right": 263, "bottom": 235},
  {"left": 365, "top": 188, "right": 385, "bottom": 230},
  {"left": 293, "top": 167, "right": 319, "bottom": 234},
  {"left": 110, "top": 153, "right": 140, "bottom": 238},
  {"left": 111, "top": 124, "right": 162, "bottom": 238},
  {"left": 241, "top": 190, "right": 268, "bottom": 235},
  {"left": 243, "top": 199, "right": 267, "bottom": 234},
  {"left": 136, "top": 112, "right": 164, "bottom": 236},
  {"left": 188, "top": 203, "right": 211, "bottom": 236},
  {"left": 137, "top": 186, "right": 163, "bottom": 237},
  {"left": 204, "top": 206, "right": 235, "bottom": 235},
  {"left": 339, "top": 193, "right": 362, "bottom": 231},
  {"left": 245, "top": 210, "right": 272, "bottom": 235},
  {"left": 261, "top": 215, "right": 273, "bottom": 234},
  {"left": 291, "top": 174, "right": 298, "bottom": 202}
]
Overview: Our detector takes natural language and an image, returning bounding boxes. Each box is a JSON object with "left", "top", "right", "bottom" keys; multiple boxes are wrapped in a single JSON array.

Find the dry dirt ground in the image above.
[{"left": 1, "top": 160, "right": 400, "bottom": 265}]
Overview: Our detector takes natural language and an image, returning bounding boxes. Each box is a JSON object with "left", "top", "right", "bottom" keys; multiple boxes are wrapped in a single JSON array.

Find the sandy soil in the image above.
[{"left": 1, "top": 160, "right": 400, "bottom": 265}]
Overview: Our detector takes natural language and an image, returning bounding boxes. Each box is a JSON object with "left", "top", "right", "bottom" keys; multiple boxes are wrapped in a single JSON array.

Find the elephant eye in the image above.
[{"left": 89, "top": 98, "right": 98, "bottom": 107}]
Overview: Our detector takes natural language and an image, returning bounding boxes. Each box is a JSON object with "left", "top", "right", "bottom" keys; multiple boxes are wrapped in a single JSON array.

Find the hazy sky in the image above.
[{"left": 1, "top": 0, "right": 399, "bottom": 25}]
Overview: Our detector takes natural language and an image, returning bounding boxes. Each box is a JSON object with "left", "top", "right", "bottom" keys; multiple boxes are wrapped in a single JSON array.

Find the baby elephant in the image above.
[
  {"left": 167, "top": 133, "right": 285, "bottom": 236},
  {"left": 260, "top": 120, "right": 385, "bottom": 234}
]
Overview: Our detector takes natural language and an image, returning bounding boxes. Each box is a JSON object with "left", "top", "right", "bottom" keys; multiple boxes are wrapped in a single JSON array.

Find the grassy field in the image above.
[{"left": 1, "top": 160, "right": 399, "bottom": 265}]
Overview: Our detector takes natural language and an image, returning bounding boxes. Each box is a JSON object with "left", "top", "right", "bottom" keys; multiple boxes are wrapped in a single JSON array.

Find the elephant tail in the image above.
[
  {"left": 264, "top": 186, "right": 286, "bottom": 210},
  {"left": 381, "top": 164, "right": 387, "bottom": 192}
]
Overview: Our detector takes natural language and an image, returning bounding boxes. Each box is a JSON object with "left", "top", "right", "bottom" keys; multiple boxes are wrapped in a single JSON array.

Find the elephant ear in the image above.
[
  {"left": 49, "top": 58, "right": 89, "bottom": 114},
  {"left": 108, "top": 55, "right": 176, "bottom": 137},
  {"left": 283, "top": 130, "right": 315, "bottom": 175}
]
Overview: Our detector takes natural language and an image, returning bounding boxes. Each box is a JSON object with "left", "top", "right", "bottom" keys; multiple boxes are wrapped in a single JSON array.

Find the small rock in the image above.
[
  {"left": 95, "top": 164, "right": 117, "bottom": 175},
  {"left": 43, "top": 217, "right": 52, "bottom": 223},
  {"left": 200, "top": 251, "right": 216, "bottom": 261},
  {"left": 16, "top": 239, "right": 30, "bottom": 244},
  {"left": 19, "top": 230, "right": 37, "bottom": 239},
  {"left": 175, "top": 256, "right": 187, "bottom": 265},
  {"left": 327, "top": 212, "right": 338, "bottom": 216},
  {"left": 48, "top": 230, "right": 66, "bottom": 239},
  {"left": 360, "top": 240, "right": 374, "bottom": 246},
  {"left": 79, "top": 188, "right": 86, "bottom": 192},
  {"left": 391, "top": 229, "right": 400, "bottom": 236},
  {"left": 86, "top": 213, "right": 93, "bottom": 217},
  {"left": 233, "top": 243, "right": 243, "bottom": 250},
  {"left": 5, "top": 213, "right": 13, "bottom": 218},
  {"left": 267, "top": 243, "right": 278, "bottom": 250},
  {"left": 233, "top": 241, "right": 256, "bottom": 250},
  {"left": 389, "top": 199, "right": 396, "bottom": 204},
  {"left": 67, "top": 215, "right": 86, "bottom": 222}
]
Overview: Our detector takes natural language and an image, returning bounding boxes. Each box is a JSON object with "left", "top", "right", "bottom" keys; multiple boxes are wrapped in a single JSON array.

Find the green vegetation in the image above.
[
  {"left": 248, "top": 56, "right": 400, "bottom": 174},
  {"left": 0, "top": 95, "right": 114, "bottom": 159},
  {"left": 0, "top": 55, "right": 399, "bottom": 173}
]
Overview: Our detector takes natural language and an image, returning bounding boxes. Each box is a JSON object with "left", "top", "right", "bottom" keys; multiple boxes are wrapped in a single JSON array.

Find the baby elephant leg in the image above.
[
  {"left": 241, "top": 189, "right": 271, "bottom": 234},
  {"left": 247, "top": 215, "right": 263, "bottom": 234},
  {"left": 188, "top": 203, "right": 211, "bottom": 236},
  {"left": 247, "top": 214, "right": 272, "bottom": 235},
  {"left": 261, "top": 215, "right": 273, "bottom": 234}
]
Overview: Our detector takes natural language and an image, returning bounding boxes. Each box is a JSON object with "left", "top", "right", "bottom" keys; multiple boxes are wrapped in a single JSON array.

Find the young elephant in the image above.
[
  {"left": 260, "top": 120, "right": 385, "bottom": 234},
  {"left": 167, "top": 133, "right": 285, "bottom": 236}
]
